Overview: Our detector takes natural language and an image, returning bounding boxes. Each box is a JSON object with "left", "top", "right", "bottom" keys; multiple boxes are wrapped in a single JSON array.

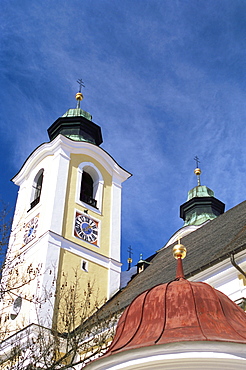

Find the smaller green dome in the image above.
[
  {"left": 180, "top": 162, "right": 225, "bottom": 227},
  {"left": 180, "top": 185, "right": 225, "bottom": 227},
  {"left": 187, "top": 185, "right": 214, "bottom": 201},
  {"left": 62, "top": 108, "right": 92, "bottom": 121}
]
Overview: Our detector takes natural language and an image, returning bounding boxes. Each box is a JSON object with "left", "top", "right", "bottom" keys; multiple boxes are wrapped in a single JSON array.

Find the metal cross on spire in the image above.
[
  {"left": 75, "top": 79, "right": 85, "bottom": 108},
  {"left": 127, "top": 246, "right": 133, "bottom": 271},
  {"left": 77, "top": 79, "right": 85, "bottom": 92},
  {"left": 194, "top": 156, "right": 202, "bottom": 186},
  {"left": 194, "top": 156, "right": 200, "bottom": 168}
]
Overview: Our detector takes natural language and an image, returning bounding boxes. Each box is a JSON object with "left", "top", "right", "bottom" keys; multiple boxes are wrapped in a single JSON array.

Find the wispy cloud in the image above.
[{"left": 1, "top": 0, "right": 246, "bottom": 267}]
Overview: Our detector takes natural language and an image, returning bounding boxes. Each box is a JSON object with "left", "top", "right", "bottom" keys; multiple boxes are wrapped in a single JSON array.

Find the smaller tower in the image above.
[
  {"left": 137, "top": 253, "right": 151, "bottom": 274},
  {"left": 180, "top": 158, "right": 225, "bottom": 226}
]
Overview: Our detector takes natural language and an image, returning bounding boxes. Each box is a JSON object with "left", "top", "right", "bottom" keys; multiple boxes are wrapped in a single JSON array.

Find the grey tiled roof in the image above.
[{"left": 102, "top": 200, "right": 246, "bottom": 316}]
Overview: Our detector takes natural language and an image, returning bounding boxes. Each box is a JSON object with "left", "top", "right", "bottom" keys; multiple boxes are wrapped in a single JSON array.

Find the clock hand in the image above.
[{"left": 82, "top": 224, "right": 92, "bottom": 232}]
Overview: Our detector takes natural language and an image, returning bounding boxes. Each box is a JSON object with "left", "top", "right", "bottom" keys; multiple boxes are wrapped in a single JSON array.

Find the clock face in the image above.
[
  {"left": 23, "top": 215, "right": 39, "bottom": 245},
  {"left": 74, "top": 213, "right": 98, "bottom": 245}
]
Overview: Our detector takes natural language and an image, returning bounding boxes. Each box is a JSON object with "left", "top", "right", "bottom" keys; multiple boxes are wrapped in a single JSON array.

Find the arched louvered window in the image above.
[
  {"left": 80, "top": 171, "right": 97, "bottom": 208},
  {"left": 77, "top": 163, "right": 104, "bottom": 211},
  {"left": 30, "top": 169, "right": 44, "bottom": 210}
]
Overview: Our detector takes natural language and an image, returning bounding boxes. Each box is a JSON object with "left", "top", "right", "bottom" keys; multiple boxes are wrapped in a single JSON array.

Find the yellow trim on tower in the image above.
[{"left": 62, "top": 154, "right": 112, "bottom": 257}]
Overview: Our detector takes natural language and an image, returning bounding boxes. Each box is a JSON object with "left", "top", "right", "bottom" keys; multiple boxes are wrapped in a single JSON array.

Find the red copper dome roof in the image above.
[{"left": 105, "top": 259, "right": 246, "bottom": 357}]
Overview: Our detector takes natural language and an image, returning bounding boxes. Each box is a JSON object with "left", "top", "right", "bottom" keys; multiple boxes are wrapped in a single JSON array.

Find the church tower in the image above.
[
  {"left": 164, "top": 159, "right": 225, "bottom": 248},
  {"left": 180, "top": 161, "right": 225, "bottom": 226},
  {"left": 1, "top": 84, "right": 131, "bottom": 334}
]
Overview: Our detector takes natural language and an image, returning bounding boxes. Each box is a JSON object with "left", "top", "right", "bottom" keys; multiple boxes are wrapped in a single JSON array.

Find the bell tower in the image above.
[
  {"left": 180, "top": 158, "right": 225, "bottom": 226},
  {"left": 164, "top": 158, "right": 225, "bottom": 249},
  {"left": 1, "top": 83, "right": 131, "bottom": 334}
]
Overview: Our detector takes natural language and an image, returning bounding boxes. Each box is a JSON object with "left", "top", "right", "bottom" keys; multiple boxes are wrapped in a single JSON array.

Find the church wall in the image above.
[
  {"left": 0, "top": 232, "right": 61, "bottom": 336},
  {"left": 53, "top": 247, "right": 108, "bottom": 331},
  {"left": 189, "top": 250, "right": 246, "bottom": 306}
]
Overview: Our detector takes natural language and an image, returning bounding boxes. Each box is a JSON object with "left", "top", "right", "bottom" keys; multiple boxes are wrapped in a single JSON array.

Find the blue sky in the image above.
[{"left": 1, "top": 0, "right": 246, "bottom": 269}]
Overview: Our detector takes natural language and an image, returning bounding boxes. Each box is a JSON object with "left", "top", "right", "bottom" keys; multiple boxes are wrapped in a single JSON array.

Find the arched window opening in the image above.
[
  {"left": 10, "top": 296, "right": 22, "bottom": 320},
  {"left": 77, "top": 162, "right": 104, "bottom": 212},
  {"left": 30, "top": 169, "right": 44, "bottom": 210},
  {"left": 80, "top": 171, "right": 97, "bottom": 208}
]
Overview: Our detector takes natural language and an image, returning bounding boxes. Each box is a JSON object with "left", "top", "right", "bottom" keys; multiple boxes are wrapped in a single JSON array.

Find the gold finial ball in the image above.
[
  {"left": 127, "top": 258, "right": 133, "bottom": 263},
  {"left": 173, "top": 243, "right": 187, "bottom": 259},
  {"left": 75, "top": 92, "right": 84, "bottom": 101},
  {"left": 194, "top": 168, "right": 201, "bottom": 176}
]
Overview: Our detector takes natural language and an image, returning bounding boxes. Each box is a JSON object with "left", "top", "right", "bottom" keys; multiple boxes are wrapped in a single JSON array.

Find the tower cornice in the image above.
[{"left": 12, "top": 135, "right": 132, "bottom": 186}]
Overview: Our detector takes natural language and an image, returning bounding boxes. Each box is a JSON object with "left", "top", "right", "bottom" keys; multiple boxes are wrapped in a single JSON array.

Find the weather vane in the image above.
[
  {"left": 194, "top": 156, "right": 201, "bottom": 186},
  {"left": 75, "top": 79, "right": 85, "bottom": 108}
]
